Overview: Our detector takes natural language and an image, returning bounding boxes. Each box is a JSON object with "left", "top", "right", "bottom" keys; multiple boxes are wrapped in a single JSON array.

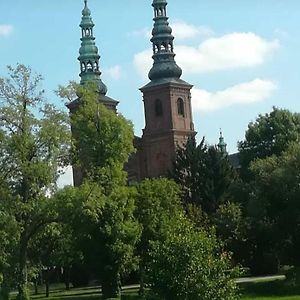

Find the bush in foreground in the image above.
[{"left": 146, "top": 216, "right": 240, "bottom": 300}]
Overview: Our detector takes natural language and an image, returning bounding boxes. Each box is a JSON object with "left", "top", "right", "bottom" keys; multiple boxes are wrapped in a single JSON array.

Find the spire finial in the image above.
[
  {"left": 78, "top": 0, "right": 107, "bottom": 95},
  {"left": 148, "top": 0, "right": 182, "bottom": 81}
]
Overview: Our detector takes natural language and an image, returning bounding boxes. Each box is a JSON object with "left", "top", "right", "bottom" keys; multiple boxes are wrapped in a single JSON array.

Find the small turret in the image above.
[{"left": 218, "top": 129, "right": 227, "bottom": 154}]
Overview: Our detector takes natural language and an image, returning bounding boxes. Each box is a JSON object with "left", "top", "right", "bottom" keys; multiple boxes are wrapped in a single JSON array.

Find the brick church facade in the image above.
[{"left": 68, "top": 0, "right": 196, "bottom": 185}]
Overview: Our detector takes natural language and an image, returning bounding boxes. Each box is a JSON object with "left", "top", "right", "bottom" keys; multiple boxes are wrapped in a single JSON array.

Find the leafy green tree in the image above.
[
  {"left": 134, "top": 178, "right": 183, "bottom": 294},
  {"left": 0, "top": 210, "right": 19, "bottom": 299},
  {"left": 0, "top": 64, "right": 70, "bottom": 300},
  {"left": 246, "top": 142, "right": 300, "bottom": 273},
  {"left": 213, "top": 202, "right": 248, "bottom": 265},
  {"left": 146, "top": 215, "right": 240, "bottom": 300},
  {"left": 55, "top": 182, "right": 141, "bottom": 299},
  {"left": 57, "top": 82, "right": 139, "bottom": 299},
  {"left": 173, "top": 136, "right": 236, "bottom": 214},
  {"left": 57, "top": 82, "right": 134, "bottom": 186},
  {"left": 238, "top": 107, "right": 300, "bottom": 177}
]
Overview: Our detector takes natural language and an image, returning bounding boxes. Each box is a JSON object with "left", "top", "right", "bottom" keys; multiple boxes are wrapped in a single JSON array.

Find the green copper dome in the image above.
[
  {"left": 78, "top": 0, "right": 107, "bottom": 95},
  {"left": 148, "top": 0, "right": 182, "bottom": 81}
]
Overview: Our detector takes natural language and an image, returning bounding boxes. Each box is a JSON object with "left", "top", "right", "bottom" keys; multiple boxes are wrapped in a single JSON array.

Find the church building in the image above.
[{"left": 68, "top": 0, "right": 197, "bottom": 185}]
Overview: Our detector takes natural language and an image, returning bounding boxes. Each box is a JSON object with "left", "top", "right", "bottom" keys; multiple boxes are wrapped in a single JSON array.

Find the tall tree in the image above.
[
  {"left": 245, "top": 142, "right": 300, "bottom": 274},
  {"left": 0, "top": 64, "right": 70, "bottom": 300},
  {"left": 56, "top": 82, "right": 138, "bottom": 299},
  {"left": 134, "top": 178, "right": 183, "bottom": 294},
  {"left": 238, "top": 107, "right": 300, "bottom": 177},
  {"left": 57, "top": 81, "right": 134, "bottom": 187},
  {"left": 172, "top": 136, "right": 236, "bottom": 214},
  {"left": 54, "top": 183, "right": 141, "bottom": 299}
]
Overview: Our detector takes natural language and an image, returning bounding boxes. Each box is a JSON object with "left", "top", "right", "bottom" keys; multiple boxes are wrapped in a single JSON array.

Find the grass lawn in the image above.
[
  {"left": 240, "top": 280, "right": 300, "bottom": 300},
  {"left": 11, "top": 280, "right": 300, "bottom": 299}
]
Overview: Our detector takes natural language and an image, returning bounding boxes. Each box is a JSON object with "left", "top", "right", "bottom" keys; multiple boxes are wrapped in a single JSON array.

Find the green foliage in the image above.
[
  {"left": 213, "top": 202, "right": 248, "bottom": 265},
  {"left": 238, "top": 107, "right": 300, "bottom": 177},
  {"left": 146, "top": 215, "right": 240, "bottom": 300},
  {"left": 55, "top": 182, "right": 141, "bottom": 299},
  {"left": 57, "top": 81, "right": 138, "bottom": 299},
  {"left": 173, "top": 136, "right": 236, "bottom": 214},
  {"left": 0, "top": 64, "right": 70, "bottom": 299},
  {"left": 134, "top": 178, "right": 183, "bottom": 293},
  {"left": 57, "top": 81, "right": 134, "bottom": 185},
  {"left": 247, "top": 143, "right": 300, "bottom": 271}
]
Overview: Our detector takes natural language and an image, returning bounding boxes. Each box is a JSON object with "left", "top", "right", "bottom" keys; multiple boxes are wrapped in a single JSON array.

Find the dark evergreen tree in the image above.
[{"left": 172, "top": 136, "right": 236, "bottom": 214}]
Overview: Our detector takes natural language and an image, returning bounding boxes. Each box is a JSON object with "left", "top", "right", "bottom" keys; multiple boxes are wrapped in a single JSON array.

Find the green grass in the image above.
[
  {"left": 241, "top": 280, "right": 300, "bottom": 300},
  {"left": 11, "top": 280, "right": 300, "bottom": 300}
]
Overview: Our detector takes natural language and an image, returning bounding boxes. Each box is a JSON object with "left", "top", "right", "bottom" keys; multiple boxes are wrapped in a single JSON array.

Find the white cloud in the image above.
[
  {"left": 127, "top": 27, "right": 151, "bottom": 39},
  {"left": 134, "top": 32, "right": 279, "bottom": 78},
  {"left": 128, "top": 22, "right": 213, "bottom": 41},
  {"left": 171, "top": 22, "right": 214, "bottom": 40},
  {"left": 191, "top": 79, "right": 277, "bottom": 112},
  {"left": 0, "top": 25, "right": 13, "bottom": 37},
  {"left": 134, "top": 49, "right": 152, "bottom": 79},
  {"left": 107, "top": 65, "right": 122, "bottom": 80}
]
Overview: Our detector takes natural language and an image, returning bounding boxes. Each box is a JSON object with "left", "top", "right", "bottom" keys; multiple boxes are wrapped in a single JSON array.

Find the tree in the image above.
[
  {"left": 134, "top": 178, "right": 183, "bottom": 294},
  {"left": 172, "top": 136, "right": 236, "bottom": 214},
  {"left": 0, "top": 209, "right": 19, "bottom": 299},
  {"left": 56, "top": 82, "right": 139, "bottom": 299},
  {"left": 57, "top": 81, "right": 134, "bottom": 186},
  {"left": 54, "top": 181, "right": 141, "bottom": 299},
  {"left": 238, "top": 107, "right": 300, "bottom": 177},
  {"left": 0, "top": 64, "right": 70, "bottom": 300},
  {"left": 146, "top": 215, "right": 240, "bottom": 300},
  {"left": 245, "top": 142, "right": 300, "bottom": 274},
  {"left": 213, "top": 202, "right": 248, "bottom": 265}
]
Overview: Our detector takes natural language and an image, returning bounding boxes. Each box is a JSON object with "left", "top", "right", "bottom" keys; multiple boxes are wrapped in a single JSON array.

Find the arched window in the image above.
[
  {"left": 155, "top": 99, "right": 163, "bottom": 116},
  {"left": 177, "top": 98, "right": 185, "bottom": 116}
]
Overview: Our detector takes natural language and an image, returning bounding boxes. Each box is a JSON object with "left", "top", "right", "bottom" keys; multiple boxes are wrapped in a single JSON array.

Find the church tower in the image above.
[
  {"left": 67, "top": 0, "right": 119, "bottom": 186},
  {"left": 67, "top": 0, "right": 118, "bottom": 114},
  {"left": 140, "top": 0, "right": 196, "bottom": 178}
]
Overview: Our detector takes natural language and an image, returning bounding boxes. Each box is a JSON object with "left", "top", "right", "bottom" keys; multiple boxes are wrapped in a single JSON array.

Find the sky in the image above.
[{"left": 0, "top": 0, "right": 300, "bottom": 185}]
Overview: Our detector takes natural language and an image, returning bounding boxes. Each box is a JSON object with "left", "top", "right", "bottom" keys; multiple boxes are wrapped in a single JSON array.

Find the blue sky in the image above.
[{"left": 0, "top": 0, "right": 300, "bottom": 156}]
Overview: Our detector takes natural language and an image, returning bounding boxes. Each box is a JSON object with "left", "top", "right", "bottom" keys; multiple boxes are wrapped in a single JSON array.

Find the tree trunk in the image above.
[
  {"left": 101, "top": 271, "right": 121, "bottom": 299},
  {"left": 16, "top": 234, "right": 29, "bottom": 300},
  {"left": 139, "top": 263, "right": 145, "bottom": 296},
  {"left": 34, "top": 279, "right": 38, "bottom": 295},
  {"left": 64, "top": 266, "right": 71, "bottom": 290},
  {"left": 0, "top": 281, "right": 10, "bottom": 300},
  {"left": 45, "top": 268, "right": 50, "bottom": 298}
]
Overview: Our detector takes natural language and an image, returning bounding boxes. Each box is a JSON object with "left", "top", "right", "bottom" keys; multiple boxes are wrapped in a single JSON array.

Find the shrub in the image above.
[{"left": 146, "top": 216, "right": 240, "bottom": 300}]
